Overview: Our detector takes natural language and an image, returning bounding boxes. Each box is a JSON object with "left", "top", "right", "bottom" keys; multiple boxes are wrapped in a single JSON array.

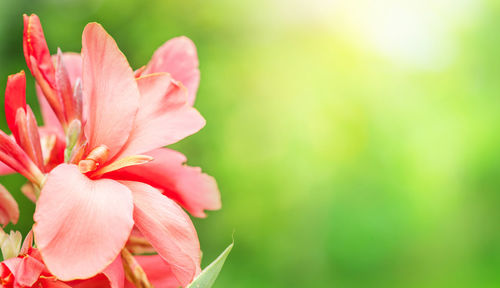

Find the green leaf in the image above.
[{"left": 187, "top": 242, "right": 233, "bottom": 288}]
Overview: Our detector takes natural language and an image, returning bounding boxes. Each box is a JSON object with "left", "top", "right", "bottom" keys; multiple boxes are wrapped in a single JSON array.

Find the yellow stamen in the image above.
[{"left": 91, "top": 155, "right": 153, "bottom": 178}]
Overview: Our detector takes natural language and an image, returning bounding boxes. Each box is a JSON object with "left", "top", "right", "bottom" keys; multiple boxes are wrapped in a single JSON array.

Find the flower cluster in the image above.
[{"left": 0, "top": 14, "right": 221, "bottom": 288}]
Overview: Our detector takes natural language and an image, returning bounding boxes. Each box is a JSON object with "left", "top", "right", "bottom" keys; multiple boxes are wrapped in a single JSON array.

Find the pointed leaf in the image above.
[{"left": 187, "top": 243, "right": 233, "bottom": 288}]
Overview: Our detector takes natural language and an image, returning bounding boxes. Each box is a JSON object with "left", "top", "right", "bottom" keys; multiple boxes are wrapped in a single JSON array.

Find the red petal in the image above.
[
  {"left": 23, "top": 14, "right": 56, "bottom": 89},
  {"left": 4, "top": 71, "right": 26, "bottom": 140}
]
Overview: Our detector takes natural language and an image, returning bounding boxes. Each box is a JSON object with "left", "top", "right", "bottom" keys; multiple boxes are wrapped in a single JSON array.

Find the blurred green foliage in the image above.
[{"left": 1, "top": 0, "right": 500, "bottom": 287}]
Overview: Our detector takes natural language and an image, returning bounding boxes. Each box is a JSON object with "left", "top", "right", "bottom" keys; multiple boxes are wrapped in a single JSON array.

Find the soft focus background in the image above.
[{"left": 1, "top": 0, "right": 499, "bottom": 287}]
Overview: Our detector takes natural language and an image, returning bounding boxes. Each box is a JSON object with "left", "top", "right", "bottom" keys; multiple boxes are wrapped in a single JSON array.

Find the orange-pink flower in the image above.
[{"left": 0, "top": 13, "right": 220, "bottom": 286}]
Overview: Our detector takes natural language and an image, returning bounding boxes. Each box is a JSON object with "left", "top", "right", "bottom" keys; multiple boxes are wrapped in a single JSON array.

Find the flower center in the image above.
[{"left": 78, "top": 145, "right": 110, "bottom": 173}]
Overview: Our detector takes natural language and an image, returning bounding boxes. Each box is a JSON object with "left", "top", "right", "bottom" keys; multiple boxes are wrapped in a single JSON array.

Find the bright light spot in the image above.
[{"left": 274, "top": 0, "right": 482, "bottom": 70}]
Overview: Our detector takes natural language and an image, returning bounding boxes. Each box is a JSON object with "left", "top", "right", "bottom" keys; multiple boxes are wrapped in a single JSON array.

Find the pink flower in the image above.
[
  {"left": 14, "top": 14, "right": 221, "bottom": 285},
  {"left": 0, "top": 13, "right": 221, "bottom": 286},
  {"left": 24, "top": 14, "right": 220, "bottom": 217}
]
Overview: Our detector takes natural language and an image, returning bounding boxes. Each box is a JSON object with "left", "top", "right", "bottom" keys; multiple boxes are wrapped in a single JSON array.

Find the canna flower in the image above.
[
  {"left": 26, "top": 14, "right": 220, "bottom": 218},
  {"left": 15, "top": 13, "right": 221, "bottom": 285}
]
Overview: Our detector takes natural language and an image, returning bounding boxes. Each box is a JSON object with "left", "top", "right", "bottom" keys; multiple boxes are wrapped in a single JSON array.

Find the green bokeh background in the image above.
[{"left": 1, "top": 0, "right": 500, "bottom": 287}]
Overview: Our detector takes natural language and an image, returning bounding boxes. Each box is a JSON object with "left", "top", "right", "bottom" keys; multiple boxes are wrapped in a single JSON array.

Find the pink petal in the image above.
[
  {"left": 108, "top": 148, "right": 220, "bottom": 217},
  {"left": 82, "top": 23, "right": 140, "bottom": 158},
  {"left": 143, "top": 36, "right": 200, "bottom": 105},
  {"left": 116, "top": 73, "right": 205, "bottom": 158},
  {"left": 34, "top": 164, "right": 134, "bottom": 281},
  {"left": 0, "top": 184, "right": 19, "bottom": 226},
  {"left": 122, "top": 181, "right": 201, "bottom": 286},
  {"left": 125, "top": 255, "right": 181, "bottom": 288}
]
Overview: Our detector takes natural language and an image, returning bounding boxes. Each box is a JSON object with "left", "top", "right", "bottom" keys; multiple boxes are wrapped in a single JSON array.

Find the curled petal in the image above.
[
  {"left": 34, "top": 164, "right": 134, "bottom": 280},
  {"left": 143, "top": 36, "right": 200, "bottom": 105},
  {"left": 0, "top": 184, "right": 19, "bottom": 226},
  {"left": 122, "top": 181, "right": 201, "bottom": 286}
]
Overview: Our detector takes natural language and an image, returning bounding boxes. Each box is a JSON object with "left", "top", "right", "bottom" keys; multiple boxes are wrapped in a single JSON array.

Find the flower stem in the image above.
[{"left": 121, "top": 247, "right": 153, "bottom": 288}]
